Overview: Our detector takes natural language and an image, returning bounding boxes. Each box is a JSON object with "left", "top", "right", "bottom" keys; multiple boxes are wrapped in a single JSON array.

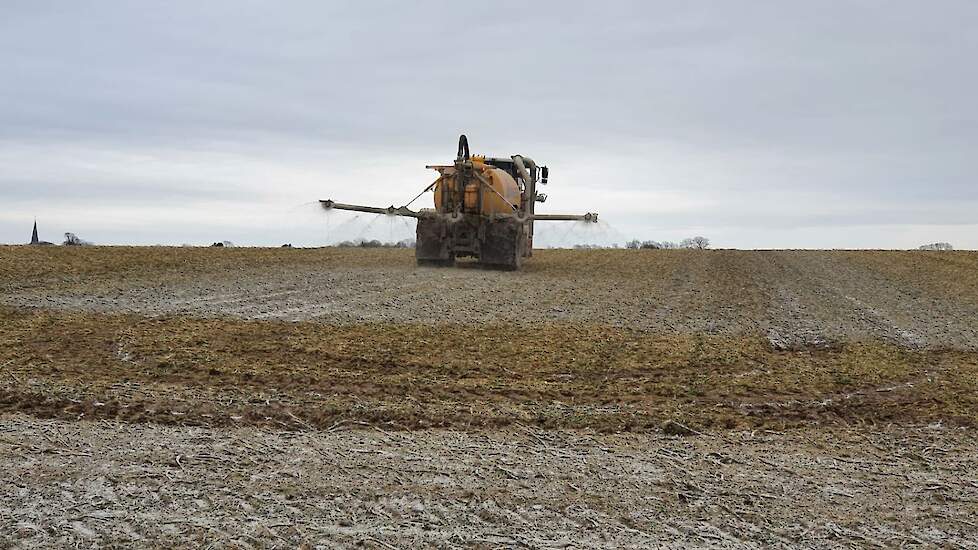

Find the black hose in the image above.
[{"left": 457, "top": 134, "right": 470, "bottom": 161}]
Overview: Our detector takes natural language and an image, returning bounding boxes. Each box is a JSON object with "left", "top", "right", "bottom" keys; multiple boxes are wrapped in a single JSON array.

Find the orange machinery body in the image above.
[
  {"left": 430, "top": 156, "right": 523, "bottom": 216},
  {"left": 320, "top": 135, "right": 597, "bottom": 270}
]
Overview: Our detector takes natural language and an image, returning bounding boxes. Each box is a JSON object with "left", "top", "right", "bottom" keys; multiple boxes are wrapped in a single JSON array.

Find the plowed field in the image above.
[{"left": 2, "top": 246, "right": 977, "bottom": 547}]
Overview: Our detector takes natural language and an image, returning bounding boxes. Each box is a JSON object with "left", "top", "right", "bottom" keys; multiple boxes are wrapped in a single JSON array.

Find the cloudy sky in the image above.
[{"left": 1, "top": 1, "right": 975, "bottom": 248}]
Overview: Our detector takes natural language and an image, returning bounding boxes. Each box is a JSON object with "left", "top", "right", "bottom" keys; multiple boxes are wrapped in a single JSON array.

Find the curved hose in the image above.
[
  {"left": 457, "top": 135, "right": 470, "bottom": 161},
  {"left": 512, "top": 155, "right": 530, "bottom": 186}
]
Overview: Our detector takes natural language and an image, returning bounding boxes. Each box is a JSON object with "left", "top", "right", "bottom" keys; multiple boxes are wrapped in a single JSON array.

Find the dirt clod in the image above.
[{"left": 662, "top": 420, "right": 700, "bottom": 436}]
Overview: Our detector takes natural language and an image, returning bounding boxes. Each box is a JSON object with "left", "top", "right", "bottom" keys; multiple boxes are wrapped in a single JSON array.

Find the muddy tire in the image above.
[
  {"left": 479, "top": 219, "right": 525, "bottom": 270},
  {"left": 415, "top": 216, "right": 453, "bottom": 265}
]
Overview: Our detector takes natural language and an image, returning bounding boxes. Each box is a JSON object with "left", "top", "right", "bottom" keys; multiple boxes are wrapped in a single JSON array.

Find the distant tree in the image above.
[
  {"left": 681, "top": 236, "right": 710, "bottom": 249},
  {"left": 640, "top": 241, "right": 661, "bottom": 249},
  {"left": 626, "top": 239, "right": 641, "bottom": 249},
  {"left": 918, "top": 242, "right": 953, "bottom": 251},
  {"left": 63, "top": 232, "right": 92, "bottom": 246}
]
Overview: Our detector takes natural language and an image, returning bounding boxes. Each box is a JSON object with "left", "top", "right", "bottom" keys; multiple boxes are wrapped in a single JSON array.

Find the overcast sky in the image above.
[{"left": 1, "top": 1, "right": 976, "bottom": 248}]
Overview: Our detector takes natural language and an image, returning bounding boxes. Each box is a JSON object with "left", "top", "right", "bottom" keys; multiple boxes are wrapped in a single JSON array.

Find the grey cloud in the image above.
[
  {"left": 1, "top": 1, "right": 976, "bottom": 247},
  {"left": 1, "top": 179, "right": 243, "bottom": 204}
]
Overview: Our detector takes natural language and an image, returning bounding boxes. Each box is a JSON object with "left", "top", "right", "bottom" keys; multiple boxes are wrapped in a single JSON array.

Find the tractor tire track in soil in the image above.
[
  {"left": 772, "top": 251, "right": 978, "bottom": 350},
  {"left": 4, "top": 248, "right": 977, "bottom": 349}
]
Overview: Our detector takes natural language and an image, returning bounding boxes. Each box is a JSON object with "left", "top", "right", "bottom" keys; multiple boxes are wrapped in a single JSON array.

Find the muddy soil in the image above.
[
  {"left": 3, "top": 248, "right": 978, "bottom": 350},
  {"left": 3, "top": 247, "right": 978, "bottom": 547},
  {"left": 3, "top": 307, "right": 976, "bottom": 432},
  {"left": 2, "top": 416, "right": 977, "bottom": 549}
]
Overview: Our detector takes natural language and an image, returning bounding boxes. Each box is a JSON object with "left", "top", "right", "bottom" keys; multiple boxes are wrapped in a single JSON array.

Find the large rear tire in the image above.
[
  {"left": 415, "top": 215, "right": 453, "bottom": 265},
  {"left": 479, "top": 219, "right": 525, "bottom": 270}
]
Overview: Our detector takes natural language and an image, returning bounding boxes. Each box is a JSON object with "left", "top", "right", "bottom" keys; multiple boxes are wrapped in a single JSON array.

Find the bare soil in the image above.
[
  {"left": 2, "top": 307, "right": 977, "bottom": 433},
  {"left": 2, "top": 416, "right": 976, "bottom": 548},
  {"left": 2, "top": 246, "right": 978, "bottom": 547},
  {"left": 4, "top": 247, "right": 978, "bottom": 350}
]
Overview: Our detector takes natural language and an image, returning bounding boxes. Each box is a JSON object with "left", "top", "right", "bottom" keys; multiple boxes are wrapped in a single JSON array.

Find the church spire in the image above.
[{"left": 31, "top": 220, "right": 39, "bottom": 245}]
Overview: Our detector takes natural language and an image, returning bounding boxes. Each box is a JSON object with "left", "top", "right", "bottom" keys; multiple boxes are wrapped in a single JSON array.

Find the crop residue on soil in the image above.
[
  {"left": 4, "top": 247, "right": 978, "bottom": 350},
  {"left": 2, "top": 246, "right": 978, "bottom": 547},
  {"left": 1, "top": 307, "right": 977, "bottom": 431}
]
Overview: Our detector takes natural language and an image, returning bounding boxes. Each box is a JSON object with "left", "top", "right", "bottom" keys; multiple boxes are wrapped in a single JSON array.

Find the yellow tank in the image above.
[{"left": 432, "top": 157, "right": 522, "bottom": 215}]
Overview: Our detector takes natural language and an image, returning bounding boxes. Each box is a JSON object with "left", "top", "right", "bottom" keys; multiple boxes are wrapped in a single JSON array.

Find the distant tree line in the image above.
[
  {"left": 558, "top": 237, "right": 712, "bottom": 250},
  {"left": 337, "top": 238, "right": 416, "bottom": 248},
  {"left": 625, "top": 236, "right": 710, "bottom": 250},
  {"left": 918, "top": 242, "right": 953, "bottom": 251}
]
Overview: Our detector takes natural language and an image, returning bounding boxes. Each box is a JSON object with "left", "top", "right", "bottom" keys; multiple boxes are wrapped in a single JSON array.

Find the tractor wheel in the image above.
[
  {"left": 479, "top": 219, "right": 525, "bottom": 270},
  {"left": 415, "top": 216, "right": 453, "bottom": 266}
]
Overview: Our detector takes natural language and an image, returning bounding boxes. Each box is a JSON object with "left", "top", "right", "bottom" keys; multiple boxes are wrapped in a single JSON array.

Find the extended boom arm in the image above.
[
  {"left": 533, "top": 213, "right": 599, "bottom": 223},
  {"left": 321, "top": 199, "right": 596, "bottom": 223},
  {"left": 320, "top": 200, "right": 421, "bottom": 218}
]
